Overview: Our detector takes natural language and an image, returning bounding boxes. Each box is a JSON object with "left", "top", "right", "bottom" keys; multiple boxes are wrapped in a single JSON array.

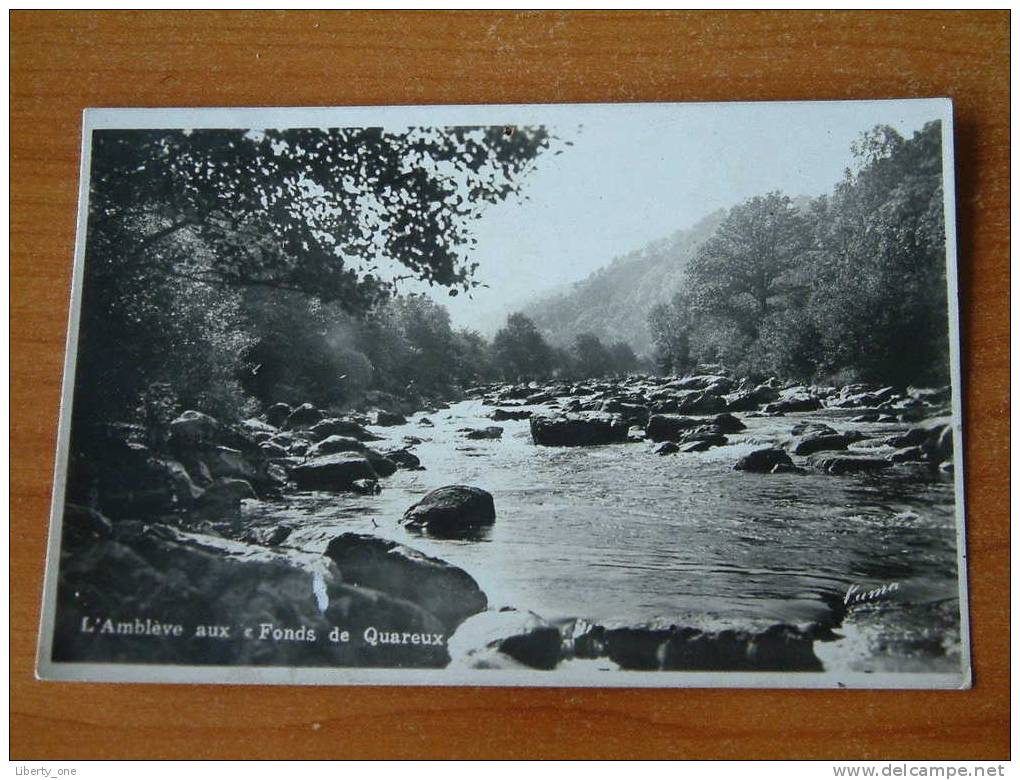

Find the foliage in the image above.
[
  {"left": 76, "top": 124, "right": 550, "bottom": 426},
  {"left": 649, "top": 121, "right": 948, "bottom": 386},
  {"left": 491, "top": 313, "right": 556, "bottom": 381}
]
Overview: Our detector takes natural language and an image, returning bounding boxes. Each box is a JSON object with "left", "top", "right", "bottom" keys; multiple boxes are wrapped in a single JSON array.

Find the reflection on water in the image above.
[{"left": 250, "top": 400, "right": 962, "bottom": 655}]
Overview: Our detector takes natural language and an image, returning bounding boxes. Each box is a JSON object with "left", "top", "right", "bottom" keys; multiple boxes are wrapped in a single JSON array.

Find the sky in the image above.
[{"left": 393, "top": 100, "right": 945, "bottom": 334}]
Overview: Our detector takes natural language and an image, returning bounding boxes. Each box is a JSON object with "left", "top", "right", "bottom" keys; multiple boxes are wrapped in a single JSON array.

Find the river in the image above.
[{"left": 246, "top": 399, "right": 964, "bottom": 674}]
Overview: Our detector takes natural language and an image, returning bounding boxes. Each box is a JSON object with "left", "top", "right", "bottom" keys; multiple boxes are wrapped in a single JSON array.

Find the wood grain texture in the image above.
[{"left": 10, "top": 10, "right": 1009, "bottom": 760}]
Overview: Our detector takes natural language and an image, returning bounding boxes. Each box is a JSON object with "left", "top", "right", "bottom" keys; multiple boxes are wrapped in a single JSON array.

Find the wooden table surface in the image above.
[{"left": 10, "top": 10, "right": 1010, "bottom": 760}]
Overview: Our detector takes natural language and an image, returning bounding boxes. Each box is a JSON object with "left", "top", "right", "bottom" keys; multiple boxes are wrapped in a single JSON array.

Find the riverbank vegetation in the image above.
[{"left": 74, "top": 120, "right": 947, "bottom": 435}]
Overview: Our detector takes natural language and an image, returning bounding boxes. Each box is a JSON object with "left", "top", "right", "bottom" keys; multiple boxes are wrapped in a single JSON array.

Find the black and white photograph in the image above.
[{"left": 37, "top": 100, "right": 968, "bottom": 687}]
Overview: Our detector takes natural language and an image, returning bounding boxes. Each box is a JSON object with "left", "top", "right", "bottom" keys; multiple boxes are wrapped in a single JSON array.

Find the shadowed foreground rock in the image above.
[
  {"left": 448, "top": 609, "right": 562, "bottom": 670},
  {"left": 570, "top": 621, "right": 822, "bottom": 671},
  {"left": 401, "top": 485, "right": 496, "bottom": 537},
  {"left": 325, "top": 533, "right": 487, "bottom": 632},
  {"left": 53, "top": 522, "right": 450, "bottom": 668}
]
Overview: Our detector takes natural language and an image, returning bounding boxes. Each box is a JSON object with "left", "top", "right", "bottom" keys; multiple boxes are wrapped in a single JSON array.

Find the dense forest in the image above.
[
  {"left": 74, "top": 119, "right": 948, "bottom": 440},
  {"left": 73, "top": 124, "right": 554, "bottom": 435},
  {"left": 648, "top": 121, "right": 948, "bottom": 386}
]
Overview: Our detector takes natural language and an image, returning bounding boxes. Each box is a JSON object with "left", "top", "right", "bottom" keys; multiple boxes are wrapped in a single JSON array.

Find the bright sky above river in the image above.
[{"left": 397, "top": 100, "right": 945, "bottom": 333}]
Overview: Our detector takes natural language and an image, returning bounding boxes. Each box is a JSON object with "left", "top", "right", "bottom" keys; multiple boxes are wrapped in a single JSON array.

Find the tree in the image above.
[
  {"left": 571, "top": 332, "right": 612, "bottom": 378},
  {"left": 607, "top": 341, "right": 639, "bottom": 375},
  {"left": 807, "top": 121, "right": 947, "bottom": 385},
  {"left": 686, "top": 192, "right": 811, "bottom": 342},
  {"left": 75, "top": 125, "right": 551, "bottom": 424},
  {"left": 491, "top": 313, "right": 554, "bottom": 381},
  {"left": 648, "top": 294, "right": 694, "bottom": 374},
  {"left": 646, "top": 122, "right": 948, "bottom": 386}
]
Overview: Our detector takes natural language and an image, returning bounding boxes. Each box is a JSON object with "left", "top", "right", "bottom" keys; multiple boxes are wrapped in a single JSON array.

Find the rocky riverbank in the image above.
[{"left": 53, "top": 368, "right": 960, "bottom": 674}]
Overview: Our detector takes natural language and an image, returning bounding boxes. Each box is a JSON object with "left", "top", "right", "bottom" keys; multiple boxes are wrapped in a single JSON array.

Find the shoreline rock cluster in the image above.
[{"left": 468, "top": 368, "right": 955, "bottom": 479}]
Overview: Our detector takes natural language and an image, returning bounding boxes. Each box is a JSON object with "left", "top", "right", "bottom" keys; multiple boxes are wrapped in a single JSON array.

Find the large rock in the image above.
[
  {"left": 601, "top": 399, "right": 651, "bottom": 426},
  {"left": 462, "top": 426, "right": 504, "bottom": 440},
  {"left": 168, "top": 410, "right": 222, "bottom": 447},
  {"left": 808, "top": 453, "right": 892, "bottom": 475},
  {"left": 240, "top": 418, "right": 277, "bottom": 436},
  {"left": 324, "top": 534, "right": 487, "bottom": 632},
  {"left": 763, "top": 392, "right": 823, "bottom": 414},
  {"left": 62, "top": 503, "right": 114, "bottom": 548},
  {"left": 676, "top": 391, "right": 727, "bottom": 415},
  {"left": 308, "top": 418, "right": 380, "bottom": 443},
  {"left": 645, "top": 414, "right": 704, "bottom": 442},
  {"left": 284, "top": 403, "right": 324, "bottom": 430},
  {"left": 53, "top": 523, "right": 451, "bottom": 668},
  {"left": 204, "top": 445, "right": 265, "bottom": 482},
  {"left": 734, "top": 448, "right": 794, "bottom": 473},
  {"left": 529, "top": 412, "right": 629, "bottom": 446},
  {"left": 265, "top": 402, "right": 292, "bottom": 428},
  {"left": 887, "top": 417, "right": 954, "bottom": 464},
  {"left": 383, "top": 448, "right": 423, "bottom": 471},
  {"left": 725, "top": 384, "right": 780, "bottom": 411},
  {"left": 401, "top": 485, "right": 496, "bottom": 537},
  {"left": 670, "top": 375, "right": 733, "bottom": 394},
  {"left": 600, "top": 623, "right": 821, "bottom": 672},
  {"left": 491, "top": 408, "right": 532, "bottom": 421},
  {"left": 290, "top": 454, "right": 379, "bottom": 491},
  {"left": 712, "top": 413, "right": 746, "bottom": 434},
  {"left": 448, "top": 609, "right": 562, "bottom": 670},
  {"left": 791, "top": 432, "right": 852, "bottom": 456},
  {"left": 372, "top": 409, "right": 407, "bottom": 427},
  {"left": 194, "top": 477, "right": 256, "bottom": 514}
]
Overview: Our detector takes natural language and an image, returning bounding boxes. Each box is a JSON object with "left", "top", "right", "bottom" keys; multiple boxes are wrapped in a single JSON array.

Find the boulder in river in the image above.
[
  {"left": 308, "top": 418, "right": 380, "bottom": 443},
  {"left": 401, "top": 485, "right": 496, "bottom": 537},
  {"left": 194, "top": 477, "right": 256, "bottom": 514},
  {"left": 734, "top": 448, "right": 794, "bottom": 473},
  {"left": 372, "top": 409, "right": 407, "bottom": 426},
  {"left": 448, "top": 609, "right": 562, "bottom": 670},
  {"left": 762, "top": 392, "right": 823, "bottom": 414},
  {"left": 529, "top": 412, "right": 629, "bottom": 447},
  {"left": 305, "top": 434, "right": 366, "bottom": 459},
  {"left": 791, "top": 432, "right": 853, "bottom": 456},
  {"left": 808, "top": 453, "right": 892, "bottom": 475},
  {"left": 670, "top": 374, "right": 733, "bottom": 393},
  {"left": 724, "top": 383, "right": 780, "bottom": 412},
  {"left": 889, "top": 446, "right": 928, "bottom": 463},
  {"left": 645, "top": 414, "right": 704, "bottom": 442},
  {"left": 462, "top": 426, "right": 504, "bottom": 440},
  {"left": 712, "top": 413, "right": 746, "bottom": 434},
  {"left": 676, "top": 391, "right": 728, "bottom": 415},
  {"left": 384, "top": 448, "right": 423, "bottom": 470},
  {"left": 490, "top": 408, "right": 531, "bottom": 422},
  {"left": 790, "top": 421, "right": 837, "bottom": 437},
  {"left": 243, "top": 524, "right": 293, "bottom": 547},
  {"left": 601, "top": 399, "right": 651, "bottom": 426},
  {"left": 325, "top": 533, "right": 487, "bottom": 632},
  {"left": 203, "top": 445, "right": 266, "bottom": 483},
  {"left": 654, "top": 441, "right": 680, "bottom": 456},
  {"left": 290, "top": 454, "right": 379, "bottom": 491},
  {"left": 300, "top": 437, "right": 395, "bottom": 478}
]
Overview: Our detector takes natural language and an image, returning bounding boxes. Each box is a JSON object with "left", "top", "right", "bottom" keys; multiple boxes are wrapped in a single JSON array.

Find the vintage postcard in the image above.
[{"left": 37, "top": 100, "right": 969, "bottom": 687}]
